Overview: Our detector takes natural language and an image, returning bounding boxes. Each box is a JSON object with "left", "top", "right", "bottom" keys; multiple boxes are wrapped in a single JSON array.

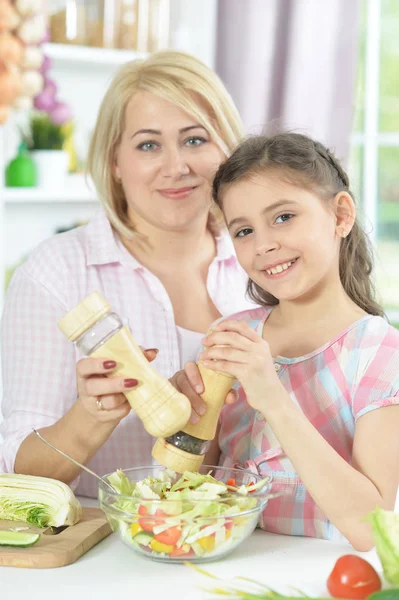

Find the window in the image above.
[{"left": 349, "top": 0, "right": 399, "bottom": 326}]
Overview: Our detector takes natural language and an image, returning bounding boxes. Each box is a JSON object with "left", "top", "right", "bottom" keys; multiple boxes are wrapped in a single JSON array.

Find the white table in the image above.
[{"left": 0, "top": 498, "right": 381, "bottom": 600}]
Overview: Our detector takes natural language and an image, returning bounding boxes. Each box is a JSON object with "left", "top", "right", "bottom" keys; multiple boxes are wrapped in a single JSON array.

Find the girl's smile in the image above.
[{"left": 261, "top": 257, "right": 299, "bottom": 277}]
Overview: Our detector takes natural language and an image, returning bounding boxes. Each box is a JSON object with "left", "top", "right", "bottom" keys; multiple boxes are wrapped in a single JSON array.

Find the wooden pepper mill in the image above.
[
  {"left": 152, "top": 362, "right": 236, "bottom": 473},
  {"left": 57, "top": 291, "right": 192, "bottom": 439}
]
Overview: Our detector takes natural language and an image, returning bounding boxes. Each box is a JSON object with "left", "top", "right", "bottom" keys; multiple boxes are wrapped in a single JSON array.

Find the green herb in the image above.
[
  {"left": 23, "top": 114, "right": 66, "bottom": 151},
  {"left": 186, "top": 563, "right": 327, "bottom": 599}
]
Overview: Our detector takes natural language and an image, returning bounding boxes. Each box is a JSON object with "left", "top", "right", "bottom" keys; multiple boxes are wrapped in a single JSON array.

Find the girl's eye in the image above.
[
  {"left": 275, "top": 213, "right": 294, "bottom": 224},
  {"left": 234, "top": 227, "right": 253, "bottom": 238},
  {"left": 136, "top": 141, "right": 159, "bottom": 152},
  {"left": 184, "top": 136, "right": 207, "bottom": 147}
]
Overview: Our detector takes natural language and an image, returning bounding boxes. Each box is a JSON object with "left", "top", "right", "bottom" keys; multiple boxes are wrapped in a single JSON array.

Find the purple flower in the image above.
[
  {"left": 42, "top": 78, "right": 57, "bottom": 97},
  {"left": 40, "top": 55, "right": 52, "bottom": 75},
  {"left": 34, "top": 91, "right": 56, "bottom": 112},
  {"left": 49, "top": 101, "right": 73, "bottom": 125}
]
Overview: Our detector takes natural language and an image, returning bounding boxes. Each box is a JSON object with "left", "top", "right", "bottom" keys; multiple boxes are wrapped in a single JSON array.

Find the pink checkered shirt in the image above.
[
  {"left": 217, "top": 306, "right": 399, "bottom": 541},
  {"left": 0, "top": 210, "right": 255, "bottom": 497}
]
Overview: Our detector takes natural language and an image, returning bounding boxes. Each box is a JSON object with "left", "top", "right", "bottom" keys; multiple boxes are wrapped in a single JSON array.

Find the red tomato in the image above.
[
  {"left": 226, "top": 478, "right": 236, "bottom": 487},
  {"left": 327, "top": 555, "right": 381, "bottom": 599},
  {"left": 170, "top": 546, "right": 195, "bottom": 558},
  {"left": 138, "top": 509, "right": 167, "bottom": 533},
  {"left": 246, "top": 482, "right": 257, "bottom": 493},
  {"left": 154, "top": 526, "right": 181, "bottom": 546}
]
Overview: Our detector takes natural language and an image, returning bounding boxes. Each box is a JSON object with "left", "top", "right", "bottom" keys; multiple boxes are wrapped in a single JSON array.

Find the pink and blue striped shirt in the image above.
[{"left": 217, "top": 306, "right": 399, "bottom": 541}]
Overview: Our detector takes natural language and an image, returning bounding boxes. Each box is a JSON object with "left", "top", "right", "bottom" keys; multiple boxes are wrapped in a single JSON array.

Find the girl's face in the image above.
[
  {"left": 222, "top": 173, "right": 345, "bottom": 303},
  {"left": 115, "top": 91, "right": 224, "bottom": 233}
]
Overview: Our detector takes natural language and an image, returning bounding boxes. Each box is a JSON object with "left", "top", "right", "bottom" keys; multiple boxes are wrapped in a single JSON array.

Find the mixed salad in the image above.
[{"left": 102, "top": 469, "right": 270, "bottom": 561}]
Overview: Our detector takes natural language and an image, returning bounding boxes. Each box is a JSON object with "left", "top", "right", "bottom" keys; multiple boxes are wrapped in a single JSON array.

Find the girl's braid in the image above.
[{"left": 314, "top": 142, "right": 350, "bottom": 188}]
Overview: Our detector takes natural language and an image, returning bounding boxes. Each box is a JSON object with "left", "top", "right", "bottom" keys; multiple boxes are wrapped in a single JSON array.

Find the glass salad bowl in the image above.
[{"left": 98, "top": 464, "right": 272, "bottom": 563}]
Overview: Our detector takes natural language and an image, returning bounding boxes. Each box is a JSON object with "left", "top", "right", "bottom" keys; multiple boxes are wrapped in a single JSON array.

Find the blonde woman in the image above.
[{"left": 0, "top": 51, "right": 255, "bottom": 496}]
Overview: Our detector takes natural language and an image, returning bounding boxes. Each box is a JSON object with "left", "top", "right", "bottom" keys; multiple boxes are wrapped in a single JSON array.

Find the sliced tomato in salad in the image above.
[
  {"left": 154, "top": 526, "right": 181, "bottom": 546},
  {"left": 170, "top": 545, "right": 195, "bottom": 558},
  {"left": 138, "top": 504, "right": 148, "bottom": 517},
  {"left": 138, "top": 508, "right": 167, "bottom": 532}
]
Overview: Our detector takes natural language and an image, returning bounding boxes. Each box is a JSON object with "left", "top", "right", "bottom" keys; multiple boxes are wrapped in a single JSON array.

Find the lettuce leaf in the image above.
[{"left": 367, "top": 506, "right": 399, "bottom": 585}]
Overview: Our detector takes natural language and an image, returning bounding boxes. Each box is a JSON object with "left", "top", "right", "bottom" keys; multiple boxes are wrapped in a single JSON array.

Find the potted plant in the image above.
[
  {"left": 23, "top": 105, "right": 72, "bottom": 188},
  {"left": 22, "top": 53, "right": 74, "bottom": 188}
]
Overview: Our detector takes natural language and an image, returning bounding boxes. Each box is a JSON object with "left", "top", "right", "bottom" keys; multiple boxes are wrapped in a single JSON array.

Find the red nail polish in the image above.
[
  {"left": 103, "top": 360, "right": 116, "bottom": 369},
  {"left": 124, "top": 378, "right": 138, "bottom": 388}
]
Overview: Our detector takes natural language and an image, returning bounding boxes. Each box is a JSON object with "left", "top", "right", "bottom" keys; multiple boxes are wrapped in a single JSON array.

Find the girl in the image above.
[{"left": 194, "top": 132, "right": 399, "bottom": 551}]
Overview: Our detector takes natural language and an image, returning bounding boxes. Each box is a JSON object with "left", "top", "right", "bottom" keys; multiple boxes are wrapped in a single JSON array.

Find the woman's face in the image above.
[{"left": 115, "top": 91, "right": 225, "bottom": 234}]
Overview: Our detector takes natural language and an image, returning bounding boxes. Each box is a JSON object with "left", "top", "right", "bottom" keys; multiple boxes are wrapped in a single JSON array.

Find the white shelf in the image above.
[
  {"left": 42, "top": 42, "right": 148, "bottom": 66},
  {"left": 3, "top": 175, "right": 98, "bottom": 203},
  {"left": 4, "top": 190, "right": 97, "bottom": 203}
]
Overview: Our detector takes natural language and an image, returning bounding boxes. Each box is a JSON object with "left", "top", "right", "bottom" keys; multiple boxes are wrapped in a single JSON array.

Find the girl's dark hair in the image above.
[{"left": 212, "top": 132, "right": 384, "bottom": 317}]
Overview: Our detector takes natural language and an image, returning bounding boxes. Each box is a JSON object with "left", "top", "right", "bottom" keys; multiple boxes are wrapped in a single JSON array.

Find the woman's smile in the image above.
[{"left": 157, "top": 186, "right": 198, "bottom": 199}]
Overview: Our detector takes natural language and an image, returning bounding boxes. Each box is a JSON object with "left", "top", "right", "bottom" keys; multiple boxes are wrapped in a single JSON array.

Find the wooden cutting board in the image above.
[{"left": 0, "top": 507, "right": 112, "bottom": 568}]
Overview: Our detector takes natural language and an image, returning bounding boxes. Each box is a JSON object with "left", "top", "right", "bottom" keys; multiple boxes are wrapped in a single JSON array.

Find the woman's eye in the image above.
[
  {"left": 137, "top": 141, "right": 158, "bottom": 152},
  {"left": 275, "top": 213, "right": 293, "bottom": 224},
  {"left": 185, "top": 136, "right": 207, "bottom": 147},
  {"left": 234, "top": 227, "right": 253, "bottom": 238}
]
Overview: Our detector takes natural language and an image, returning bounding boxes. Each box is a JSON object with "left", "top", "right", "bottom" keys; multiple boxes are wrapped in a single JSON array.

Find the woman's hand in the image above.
[
  {"left": 169, "top": 360, "right": 238, "bottom": 423},
  {"left": 76, "top": 348, "right": 158, "bottom": 423},
  {"left": 199, "top": 320, "right": 281, "bottom": 412}
]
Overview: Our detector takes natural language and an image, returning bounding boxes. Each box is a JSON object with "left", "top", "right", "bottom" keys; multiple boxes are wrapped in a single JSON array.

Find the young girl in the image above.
[{"left": 195, "top": 132, "right": 399, "bottom": 551}]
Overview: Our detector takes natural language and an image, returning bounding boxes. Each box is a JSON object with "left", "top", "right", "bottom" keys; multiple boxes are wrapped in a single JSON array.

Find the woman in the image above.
[{"left": 0, "top": 51, "right": 255, "bottom": 497}]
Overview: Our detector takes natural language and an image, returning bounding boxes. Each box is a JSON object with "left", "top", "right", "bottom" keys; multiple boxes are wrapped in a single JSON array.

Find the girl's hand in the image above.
[
  {"left": 76, "top": 348, "right": 158, "bottom": 423},
  {"left": 169, "top": 361, "right": 238, "bottom": 424},
  {"left": 199, "top": 320, "right": 281, "bottom": 412}
]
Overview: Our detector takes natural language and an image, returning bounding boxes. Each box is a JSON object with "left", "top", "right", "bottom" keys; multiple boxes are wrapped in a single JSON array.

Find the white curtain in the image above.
[{"left": 216, "top": 0, "right": 361, "bottom": 164}]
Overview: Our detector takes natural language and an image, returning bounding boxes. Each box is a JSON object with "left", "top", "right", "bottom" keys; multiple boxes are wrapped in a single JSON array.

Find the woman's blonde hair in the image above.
[{"left": 87, "top": 50, "right": 245, "bottom": 238}]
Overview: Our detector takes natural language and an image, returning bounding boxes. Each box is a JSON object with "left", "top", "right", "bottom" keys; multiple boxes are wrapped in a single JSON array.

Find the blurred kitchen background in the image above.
[{"left": 0, "top": 0, "right": 398, "bottom": 414}]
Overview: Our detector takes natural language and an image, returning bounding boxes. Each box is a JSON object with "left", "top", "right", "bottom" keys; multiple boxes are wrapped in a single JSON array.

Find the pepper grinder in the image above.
[
  {"left": 58, "top": 291, "right": 192, "bottom": 439},
  {"left": 152, "top": 361, "right": 236, "bottom": 472}
]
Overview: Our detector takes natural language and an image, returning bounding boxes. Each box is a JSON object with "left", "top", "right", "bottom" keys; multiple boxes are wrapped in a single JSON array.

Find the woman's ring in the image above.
[{"left": 96, "top": 399, "right": 104, "bottom": 411}]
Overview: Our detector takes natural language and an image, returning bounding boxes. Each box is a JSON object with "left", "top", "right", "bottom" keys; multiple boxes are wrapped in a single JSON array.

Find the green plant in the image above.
[{"left": 25, "top": 114, "right": 66, "bottom": 150}]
